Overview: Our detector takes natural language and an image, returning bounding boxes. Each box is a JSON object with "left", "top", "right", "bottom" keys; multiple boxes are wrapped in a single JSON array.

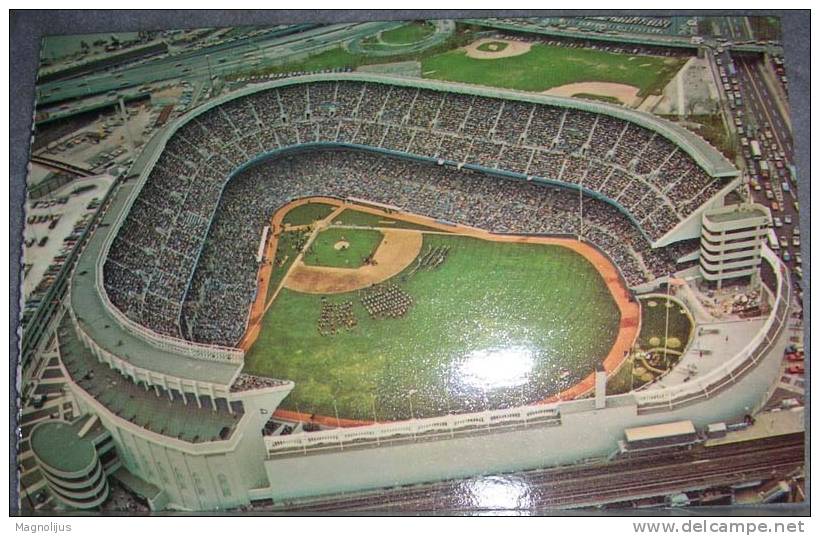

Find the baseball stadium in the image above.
[{"left": 29, "top": 71, "right": 793, "bottom": 511}]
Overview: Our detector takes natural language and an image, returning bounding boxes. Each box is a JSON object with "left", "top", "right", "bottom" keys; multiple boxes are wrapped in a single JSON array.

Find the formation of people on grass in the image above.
[
  {"left": 408, "top": 244, "right": 450, "bottom": 275},
  {"left": 360, "top": 283, "right": 414, "bottom": 320},
  {"left": 317, "top": 298, "right": 357, "bottom": 336},
  {"left": 103, "top": 79, "right": 718, "bottom": 346}
]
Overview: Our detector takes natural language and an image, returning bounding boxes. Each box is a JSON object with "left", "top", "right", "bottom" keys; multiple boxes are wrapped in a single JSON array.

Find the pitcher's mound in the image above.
[
  {"left": 334, "top": 240, "right": 350, "bottom": 251},
  {"left": 286, "top": 230, "right": 423, "bottom": 294}
]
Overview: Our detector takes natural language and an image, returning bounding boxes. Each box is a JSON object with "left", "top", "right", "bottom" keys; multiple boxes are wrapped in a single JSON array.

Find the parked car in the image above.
[{"left": 786, "top": 363, "right": 804, "bottom": 375}]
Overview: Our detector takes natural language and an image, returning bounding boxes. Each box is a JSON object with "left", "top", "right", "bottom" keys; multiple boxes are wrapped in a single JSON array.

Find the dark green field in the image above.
[
  {"left": 332, "top": 209, "right": 444, "bottom": 232},
  {"left": 421, "top": 43, "right": 686, "bottom": 96},
  {"left": 380, "top": 22, "right": 436, "bottom": 45},
  {"left": 245, "top": 232, "right": 622, "bottom": 421},
  {"left": 282, "top": 202, "right": 337, "bottom": 227},
  {"left": 636, "top": 295, "right": 693, "bottom": 350},
  {"left": 606, "top": 296, "right": 693, "bottom": 395},
  {"left": 302, "top": 227, "right": 384, "bottom": 269}
]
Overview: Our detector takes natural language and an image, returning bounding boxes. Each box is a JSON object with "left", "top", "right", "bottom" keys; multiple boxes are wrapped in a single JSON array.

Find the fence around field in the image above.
[{"left": 265, "top": 404, "right": 562, "bottom": 457}]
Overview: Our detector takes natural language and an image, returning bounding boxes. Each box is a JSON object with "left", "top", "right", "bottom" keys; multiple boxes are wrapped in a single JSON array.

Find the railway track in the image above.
[{"left": 273, "top": 433, "right": 804, "bottom": 512}]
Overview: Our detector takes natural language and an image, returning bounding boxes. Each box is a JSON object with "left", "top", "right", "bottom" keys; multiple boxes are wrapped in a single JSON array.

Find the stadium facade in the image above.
[{"left": 31, "top": 74, "right": 792, "bottom": 510}]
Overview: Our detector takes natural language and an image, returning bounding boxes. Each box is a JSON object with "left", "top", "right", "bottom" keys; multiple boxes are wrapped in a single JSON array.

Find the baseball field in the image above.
[
  {"left": 242, "top": 199, "right": 639, "bottom": 423},
  {"left": 421, "top": 40, "right": 686, "bottom": 97}
]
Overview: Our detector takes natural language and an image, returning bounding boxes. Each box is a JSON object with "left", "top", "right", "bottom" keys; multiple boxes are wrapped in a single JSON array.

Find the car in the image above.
[
  {"left": 780, "top": 398, "right": 801, "bottom": 409},
  {"left": 786, "top": 352, "right": 804, "bottom": 362},
  {"left": 786, "top": 363, "right": 804, "bottom": 375},
  {"left": 784, "top": 215, "right": 792, "bottom": 225},
  {"left": 792, "top": 236, "right": 800, "bottom": 247},
  {"left": 773, "top": 217, "right": 782, "bottom": 228},
  {"left": 779, "top": 236, "right": 788, "bottom": 248},
  {"left": 795, "top": 254, "right": 802, "bottom": 265},
  {"left": 771, "top": 201, "right": 781, "bottom": 211},
  {"left": 765, "top": 190, "right": 774, "bottom": 200}
]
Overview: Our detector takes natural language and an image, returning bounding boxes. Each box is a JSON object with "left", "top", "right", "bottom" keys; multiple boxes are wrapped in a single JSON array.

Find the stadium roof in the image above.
[
  {"left": 30, "top": 417, "right": 99, "bottom": 473},
  {"left": 59, "top": 315, "right": 243, "bottom": 443},
  {"left": 212, "top": 72, "right": 739, "bottom": 179}
]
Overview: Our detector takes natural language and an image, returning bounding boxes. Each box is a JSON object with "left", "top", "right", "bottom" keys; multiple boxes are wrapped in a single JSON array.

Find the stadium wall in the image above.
[{"left": 61, "top": 325, "right": 293, "bottom": 510}]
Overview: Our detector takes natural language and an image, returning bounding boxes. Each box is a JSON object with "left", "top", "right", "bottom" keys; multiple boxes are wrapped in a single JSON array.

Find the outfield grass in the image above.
[
  {"left": 302, "top": 227, "right": 384, "bottom": 269},
  {"left": 380, "top": 21, "right": 436, "bottom": 45},
  {"left": 333, "top": 209, "right": 445, "bottom": 232},
  {"left": 244, "top": 233, "right": 622, "bottom": 420},
  {"left": 421, "top": 43, "right": 686, "bottom": 96},
  {"left": 282, "top": 202, "right": 337, "bottom": 227}
]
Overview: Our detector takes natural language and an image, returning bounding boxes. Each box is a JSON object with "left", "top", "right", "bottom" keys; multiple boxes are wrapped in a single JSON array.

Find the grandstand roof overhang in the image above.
[{"left": 201, "top": 72, "right": 738, "bottom": 179}]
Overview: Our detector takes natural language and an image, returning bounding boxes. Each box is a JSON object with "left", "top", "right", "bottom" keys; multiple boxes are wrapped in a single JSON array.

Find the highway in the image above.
[
  {"left": 271, "top": 433, "right": 803, "bottom": 512},
  {"left": 36, "top": 22, "right": 399, "bottom": 107},
  {"left": 711, "top": 17, "right": 801, "bottom": 299}
]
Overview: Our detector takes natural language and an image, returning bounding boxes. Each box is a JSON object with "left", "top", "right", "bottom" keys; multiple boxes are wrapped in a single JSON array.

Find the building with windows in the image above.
[{"left": 699, "top": 203, "right": 771, "bottom": 288}]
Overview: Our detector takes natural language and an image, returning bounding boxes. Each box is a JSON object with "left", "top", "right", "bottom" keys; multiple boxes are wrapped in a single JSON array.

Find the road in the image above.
[
  {"left": 36, "top": 22, "right": 398, "bottom": 107},
  {"left": 712, "top": 17, "right": 801, "bottom": 300},
  {"left": 268, "top": 432, "right": 803, "bottom": 512}
]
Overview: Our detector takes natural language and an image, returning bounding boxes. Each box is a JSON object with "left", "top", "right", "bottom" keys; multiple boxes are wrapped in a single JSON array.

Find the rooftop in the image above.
[
  {"left": 30, "top": 417, "right": 97, "bottom": 473},
  {"left": 58, "top": 315, "right": 243, "bottom": 443},
  {"left": 704, "top": 204, "right": 770, "bottom": 224},
  {"left": 624, "top": 420, "right": 696, "bottom": 442}
]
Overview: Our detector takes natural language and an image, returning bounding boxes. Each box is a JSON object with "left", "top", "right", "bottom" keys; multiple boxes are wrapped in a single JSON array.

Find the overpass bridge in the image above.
[{"left": 30, "top": 155, "right": 95, "bottom": 177}]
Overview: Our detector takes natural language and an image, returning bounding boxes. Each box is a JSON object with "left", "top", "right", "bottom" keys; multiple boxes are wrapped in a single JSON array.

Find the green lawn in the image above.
[
  {"left": 421, "top": 43, "right": 687, "bottom": 96},
  {"left": 636, "top": 296, "right": 693, "bottom": 350},
  {"left": 332, "top": 209, "right": 445, "bottom": 232},
  {"left": 282, "top": 202, "right": 337, "bottom": 227},
  {"left": 266, "top": 230, "right": 310, "bottom": 302},
  {"left": 302, "top": 227, "right": 384, "bottom": 269},
  {"left": 607, "top": 296, "right": 693, "bottom": 395},
  {"left": 244, "top": 233, "right": 622, "bottom": 420},
  {"left": 380, "top": 22, "right": 436, "bottom": 45}
]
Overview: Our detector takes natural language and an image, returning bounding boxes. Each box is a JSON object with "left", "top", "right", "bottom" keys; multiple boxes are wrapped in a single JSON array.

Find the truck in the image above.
[{"left": 750, "top": 140, "right": 762, "bottom": 159}]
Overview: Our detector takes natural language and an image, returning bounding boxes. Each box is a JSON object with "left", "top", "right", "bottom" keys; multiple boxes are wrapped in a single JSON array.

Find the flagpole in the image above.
[
  {"left": 664, "top": 275, "right": 671, "bottom": 364},
  {"left": 578, "top": 184, "right": 584, "bottom": 241}
]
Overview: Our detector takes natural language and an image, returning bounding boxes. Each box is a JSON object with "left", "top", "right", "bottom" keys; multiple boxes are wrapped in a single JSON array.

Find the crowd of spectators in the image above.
[
  {"left": 230, "top": 373, "right": 290, "bottom": 393},
  {"left": 104, "top": 79, "right": 726, "bottom": 344}
]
